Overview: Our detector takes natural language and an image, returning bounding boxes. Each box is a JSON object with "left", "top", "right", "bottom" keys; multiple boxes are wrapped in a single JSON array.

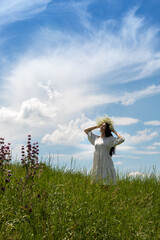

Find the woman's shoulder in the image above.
[
  {"left": 105, "top": 136, "right": 115, "bottom": 142},
  {"left": 88, "top": 131, "right": 99, "bottom": 139},
  {"left": 106, "top": 136, "right": 114, "bottom": 139}
]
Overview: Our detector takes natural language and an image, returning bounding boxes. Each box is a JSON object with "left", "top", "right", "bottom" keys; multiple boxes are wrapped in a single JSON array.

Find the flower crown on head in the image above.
[{"left": 96, "top": 115, "right": 114, "bottom": 131}]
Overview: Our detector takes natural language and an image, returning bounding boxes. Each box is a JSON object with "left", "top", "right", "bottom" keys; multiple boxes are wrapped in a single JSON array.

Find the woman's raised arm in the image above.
[
  {"left": 84, "top": 126, "right": 99, "bottom": 135},
  {"left": 112, "top": 129, "right": 124, "bottom": 139}
]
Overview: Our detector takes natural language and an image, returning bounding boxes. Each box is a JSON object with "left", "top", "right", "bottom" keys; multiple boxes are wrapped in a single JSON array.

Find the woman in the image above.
[{"left": 84, "top": 119, "right": 125, "bottom": 184}]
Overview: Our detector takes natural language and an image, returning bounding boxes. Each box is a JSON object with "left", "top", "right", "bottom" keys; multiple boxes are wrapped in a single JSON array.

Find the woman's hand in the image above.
[
  {"left": 84, "top": 126, "right": 99, "bottom": 135},
  {"left": 112, "top": 129, "right": 123, "bottom": 139}
]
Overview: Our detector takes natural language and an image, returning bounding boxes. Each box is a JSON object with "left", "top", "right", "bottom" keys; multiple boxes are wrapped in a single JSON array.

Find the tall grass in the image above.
[{"left": 0, "top": 162, "right": 160, "bottom": 240}]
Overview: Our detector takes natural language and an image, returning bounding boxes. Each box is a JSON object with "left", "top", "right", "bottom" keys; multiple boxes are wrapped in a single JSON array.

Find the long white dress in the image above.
[{"left": 88, "top": 132, "right": 125, "bottom": 184}]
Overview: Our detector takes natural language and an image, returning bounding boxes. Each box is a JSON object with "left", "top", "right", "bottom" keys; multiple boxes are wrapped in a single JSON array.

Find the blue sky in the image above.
[{"left": 0, "top": 0, "right": 160, "bottom": 175}]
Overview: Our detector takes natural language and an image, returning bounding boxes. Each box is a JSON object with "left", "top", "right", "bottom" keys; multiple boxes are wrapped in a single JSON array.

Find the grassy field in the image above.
[{"left": 0, "top": 162, "right": 160, "bottom": 240}]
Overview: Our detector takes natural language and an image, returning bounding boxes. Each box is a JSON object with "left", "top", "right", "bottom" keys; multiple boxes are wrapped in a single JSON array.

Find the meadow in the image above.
[{"left": 0, "top": 136, "right": 160, "bottom": 239}]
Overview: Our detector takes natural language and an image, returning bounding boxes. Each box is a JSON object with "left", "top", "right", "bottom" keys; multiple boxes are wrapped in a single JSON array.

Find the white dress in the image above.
[{"left": 88, "top": 132, "right": 125, "bottom": 184}]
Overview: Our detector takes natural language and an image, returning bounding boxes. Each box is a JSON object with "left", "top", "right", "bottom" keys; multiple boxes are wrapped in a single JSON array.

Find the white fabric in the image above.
[{"left": 88, "top": 131, "right": 125, "bottom": 184}]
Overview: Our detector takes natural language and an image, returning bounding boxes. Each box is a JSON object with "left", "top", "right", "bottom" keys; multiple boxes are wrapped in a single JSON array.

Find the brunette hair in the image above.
[{"left": 105, "top": 123, "right": 115, "bottom": 156}]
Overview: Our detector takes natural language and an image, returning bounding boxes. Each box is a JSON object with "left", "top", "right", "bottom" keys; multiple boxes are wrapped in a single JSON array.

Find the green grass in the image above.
[{"left": 0, "top": 163, "right": 160, "bottom": 240}]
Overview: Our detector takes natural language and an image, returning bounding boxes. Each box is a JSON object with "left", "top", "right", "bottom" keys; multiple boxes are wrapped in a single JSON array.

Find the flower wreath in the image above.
[{"left": 96, "top": 115, "right": 114, "bottom": 131}]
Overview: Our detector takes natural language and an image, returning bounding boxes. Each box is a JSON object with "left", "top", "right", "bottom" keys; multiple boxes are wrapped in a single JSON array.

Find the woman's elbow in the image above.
[
  {"left": 84, "top": 129, "right": 87, "bottom": 134},
  {"left": 84, "top": 129, "right": 88, "bottom": 135}
]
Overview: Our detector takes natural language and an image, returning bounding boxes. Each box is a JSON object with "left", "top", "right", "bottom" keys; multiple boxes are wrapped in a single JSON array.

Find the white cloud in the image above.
[
  {"left": 19, "top": 98, "right": 48, "bottom": 120},
  {"left": 0, "top": 4, "right": 160, "bottom": 165},
  {"left": 115, "top": 161, "right": 123, "bottom": 165},
  {"left": 121, "top": 85, "right": 160, "bottom": 105},
  {"left": 153, "top": 142, "right": 160, "bottom": 146},
  {"left": 1, "top": 54, "right": 120, "bottom": 113},
  {"left": 144, "top": 120, "right": 160, "bottom": 126},
  {"left": 42, "top": 114, "right": 95, "bottom": 146},
  {"left": 112, "top": 116, "right": 139, "bottom": 125},
  {"left": 0, "top": 97, "right": 58, "bottom": 126},
  {"left": 146, "top": 145, "right": 156, "bottom": 150},
  {"left": 117, "top": 145, "right": 135, "bottom": 151},
  {"left": 128, "top": 171, "right": 145, "bottom": 177},
  {"left": 133, "top": 150, "right": 160, "bottom": 155},
  {"left": 0, "top": 107, "right": 17, "bottom": 123},
  {"left": 42, "top": 114, "right": 142, "bottom": 147},
  {"left": 2, "top": 9, "right": 160, "bottom": 112},
  {"left": 0, "top": 97, "right": 61, "bottom": 144},
  {"left": 124, "top": 128, "right": 158, "bottom": 145},
  {"left": 0, "top": 7, "right": 159, "bottom": 154},
  {"left": 0, "top": 0, "right": 51, "bottom": 26},
  {"left": 146, "top": 142, "right": 160, "bottom": 150},
  {"left": 66, "top": 0, "right": 93, "bottom": 31},
  {"left": 114, "top": 155, "right": 141, "bottom": 159},
  {"left": 38, "top": 80, "right": 61, "bottom": 101}
]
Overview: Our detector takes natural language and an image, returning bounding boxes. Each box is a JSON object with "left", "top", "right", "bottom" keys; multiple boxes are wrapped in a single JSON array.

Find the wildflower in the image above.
[
  {"left": 1, "top": 187, "right": 6, "bottom": 192},
  {"left": 5, "top": 179, "right": 11, "bottom": 183}
]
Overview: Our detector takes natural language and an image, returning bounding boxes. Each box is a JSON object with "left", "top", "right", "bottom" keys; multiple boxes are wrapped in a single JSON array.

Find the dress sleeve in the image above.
[
  {"left": 108, "top": 136, "right": 125, "bottom": 148},
  {"left": 88, "top": 131, "right": 98, "bottom": 146}
]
